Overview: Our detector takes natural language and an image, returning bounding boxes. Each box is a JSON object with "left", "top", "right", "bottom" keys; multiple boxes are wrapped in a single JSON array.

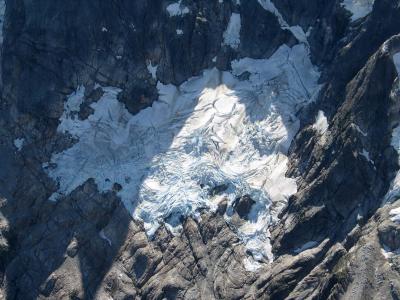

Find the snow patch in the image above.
[
  {"left": 313, "top": 110, "right": 329, "bottom": 145},
  {"left": 45, "top": 43, "right": 320, "bottom": 264},
  {"left": 166, "top": 1, "right": 189, "bottom": 17},
  {"left": 243, "top": 257, "right": 262, "bottom": 272},
  {"left": 99, "top": 230, "right": 112, "bottom": 246},
  {"left": 147, "top": 62, "right": 158, "bottom": 80},
  {"left": 342, "top": 0, "right": 374, "bottom": 21},
  {"left": 223, "top": 13, "right": 241, "bottom": 50},
  {"left": 313, "top": 110, "right": 328, "bottom": 135},
  {"left": 257, "top": 0, "right": 308, "bottom": 44},
  {"left": 294, "top": 241, "right": 318, "bottom": 254},
  {"left": 13, "top": 138, "right": 24, "bottom": 152},
  {"left": 360, "top": 149, "right": 374, "bottom": 166},
  {"left": 390, "top": 207, "right": 400, "bottom": 224},
  {"left": 353, "top": 123, "right": 368, "bottom": 137}
]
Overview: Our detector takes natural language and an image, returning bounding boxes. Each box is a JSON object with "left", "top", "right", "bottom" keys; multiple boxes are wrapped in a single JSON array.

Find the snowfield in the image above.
[{"left": 45, "top": 43, "right": 320, "bottom": 266}]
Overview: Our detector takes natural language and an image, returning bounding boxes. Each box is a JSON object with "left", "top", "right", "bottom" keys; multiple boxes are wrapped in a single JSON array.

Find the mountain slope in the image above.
[{"left": 1, "top": 0, "right": 400, "bottom": 299}]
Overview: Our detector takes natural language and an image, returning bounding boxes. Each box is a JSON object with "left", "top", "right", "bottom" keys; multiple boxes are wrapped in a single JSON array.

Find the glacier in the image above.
[{"left": 45, "top": 43, "right": 320, "bottom": 265}]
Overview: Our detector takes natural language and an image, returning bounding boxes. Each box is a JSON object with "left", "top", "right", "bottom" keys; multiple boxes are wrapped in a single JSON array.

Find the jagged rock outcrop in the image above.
[{"left": 1, "top": 0, "right": 400, "bottom": 299}]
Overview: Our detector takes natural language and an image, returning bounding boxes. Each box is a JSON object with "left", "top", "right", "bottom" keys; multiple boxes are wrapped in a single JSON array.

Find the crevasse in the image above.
[{"left": 45, "top": 44, "right": 320, "bottom": 266}]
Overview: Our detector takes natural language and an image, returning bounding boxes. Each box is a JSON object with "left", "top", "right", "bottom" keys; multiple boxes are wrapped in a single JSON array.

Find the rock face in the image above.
[
  {"left": 1, "top": 0, "right": 400, "bottom": 299},
  {"left": 233, "top": 195, "right": 255, "bottom": 220}
]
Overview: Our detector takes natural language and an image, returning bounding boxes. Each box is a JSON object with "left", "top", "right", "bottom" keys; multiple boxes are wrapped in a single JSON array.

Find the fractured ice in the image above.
[{"left": 45, "top": 43, "right": 320, "bottom": 263}]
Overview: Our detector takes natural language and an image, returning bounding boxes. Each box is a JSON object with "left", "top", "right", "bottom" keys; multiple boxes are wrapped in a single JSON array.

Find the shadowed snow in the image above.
[
  {"left": 13, "top": 138, "right": 24, "bottom": 152},
  {"left": 294, "top": 241, "right": 318, "bottom": 254},
  {"left": 223, "top": 13, "right": 241, "bottom": 49},
  {"left": 257, "top": 0, "right": 308, "bottom": 44},
  {"left": 342, "top": 0, "right": 374, "bottom": 21},
  {"left": 166, "top": 0, "right": 189, "bottom": 17}
]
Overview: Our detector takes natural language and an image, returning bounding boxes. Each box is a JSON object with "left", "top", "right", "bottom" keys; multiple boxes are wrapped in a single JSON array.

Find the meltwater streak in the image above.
[{"left": 45, "top": 44, "right": 320, "bottom": 265}]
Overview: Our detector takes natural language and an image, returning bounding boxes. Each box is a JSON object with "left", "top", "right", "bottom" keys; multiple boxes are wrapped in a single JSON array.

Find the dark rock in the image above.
[
  {"left": 233, "top": 195, "right": 255, "bottom": 220},
  {"left": 216, "top": 198, "right": 228, "bottom": 215},
  {"left": 208, "top": 184, "right": 228, "bottom": 196},
  {"left": 378, "top": 220, "right": 400, "bottom": 251}
]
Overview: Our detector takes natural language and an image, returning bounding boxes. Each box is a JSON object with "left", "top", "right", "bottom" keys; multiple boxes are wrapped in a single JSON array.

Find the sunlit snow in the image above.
[
  {"left": 390, "top": 207, "right": 400, "bottom": 224},
  {"left": 342, "top": 0, "right": 374, "bottom": 21},
  {"left": 313, "top": 110, "right": 329, "bottom": 145},
  {"left": 45, "top": 43, "right": 320, "bottom": 263},
  {"left": 313, "top": 111, "right": 328, "bottom": 135}
]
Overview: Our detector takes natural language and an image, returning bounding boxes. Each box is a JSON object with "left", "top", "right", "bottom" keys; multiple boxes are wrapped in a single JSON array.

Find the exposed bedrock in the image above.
[{"left": 1, "top": 0, "right": 400, "bottom": 299}]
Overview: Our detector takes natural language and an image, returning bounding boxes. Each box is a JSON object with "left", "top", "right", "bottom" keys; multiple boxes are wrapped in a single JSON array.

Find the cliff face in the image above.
[{"left": 1, "top": 0, "right": 400, "bottom": 299}]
